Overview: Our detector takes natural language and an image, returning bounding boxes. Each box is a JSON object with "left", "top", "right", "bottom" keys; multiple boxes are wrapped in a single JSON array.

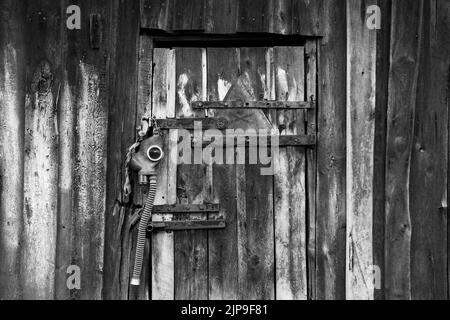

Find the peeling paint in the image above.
[
  {"left": 177, "top": 73, "right": 194, "bottom": 117},
  {"left": 277, "top": 67, "right": 289, "bottom": 100},
  {"left": 58, "top": 78, "right": 73, "bottom": 192},
  {"left": 22, "top": 59, "right": 58, "bottom": 299},
  {"left": 217, "top": 77, "right": 232, "bottom": 101},
  {"left": 74, "top": 62, "right": 107, "bottom": 298},
  {"left": 236, "top": 72, "right": 255, "bottom": 100}
]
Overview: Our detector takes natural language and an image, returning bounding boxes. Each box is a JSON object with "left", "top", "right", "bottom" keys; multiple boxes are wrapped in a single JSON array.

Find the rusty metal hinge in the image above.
[
  {"left": 146, "top": 219, "right": 226, "bottom": 235},
  {"left": 192, "top": 100, "right": 314, "bottom": 110},
  {"left": 146, "top": 203, "right": 225, "bottom": 236},
  {"left": 153, "top": 203, "right": 220, "bottom": 214},
  {"left": 155, "top": 118, "right": 228, "bottom": 130}
]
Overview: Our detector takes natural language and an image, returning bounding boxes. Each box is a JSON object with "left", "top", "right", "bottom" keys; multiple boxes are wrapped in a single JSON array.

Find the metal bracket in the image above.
[
  {"left": 146, "top": 219, "right": 226, "bottom": 235},
  {"left": 155, "top": 118, "right": 228, "bottom": 130},
  {"left": 192, "top": 100, "right": 314, "bottom": 109},
  {"left": 153, "top": 203, "right": 220, "bottom": 214},
  {"left": 192, "top": 134, "right": 316, "bottom": 148},
  {"left": 146, "top": 203, "right": 225, "bottom": 235}
]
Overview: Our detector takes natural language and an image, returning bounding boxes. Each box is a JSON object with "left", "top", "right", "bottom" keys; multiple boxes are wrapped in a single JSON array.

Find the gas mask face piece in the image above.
[{"left": 129, "top": 134, "right": 164, "bottom": 185}]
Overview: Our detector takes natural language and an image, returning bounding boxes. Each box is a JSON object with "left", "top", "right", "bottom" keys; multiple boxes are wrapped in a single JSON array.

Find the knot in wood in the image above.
[{"left": 31, "top": 61, "right": 53, "bottom": 95}]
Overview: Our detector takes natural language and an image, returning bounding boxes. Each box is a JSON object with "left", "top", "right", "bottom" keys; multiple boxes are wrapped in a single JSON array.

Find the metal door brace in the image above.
[{"left": 146, "top": 219, "right": 226, "bottom": 236}]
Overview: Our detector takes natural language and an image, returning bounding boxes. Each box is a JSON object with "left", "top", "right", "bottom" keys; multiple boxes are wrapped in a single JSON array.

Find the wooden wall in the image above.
[
  {"left": 0, "top": 0, "right": 449, "bottom": 300},
  {"left": 0, "top": 0, "right": 112, "bottom": 300},
  {"left": 347, "top": 0, "right": 450, "bottom": 300}
]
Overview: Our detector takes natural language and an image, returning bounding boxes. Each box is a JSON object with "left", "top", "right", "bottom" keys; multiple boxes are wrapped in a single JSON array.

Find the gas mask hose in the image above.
[
  {"left": 130, "top": 175, "right": 157, "bottom": 286},
  {"left": 126, "top": 124, "right": 163, "bottom": 287}
]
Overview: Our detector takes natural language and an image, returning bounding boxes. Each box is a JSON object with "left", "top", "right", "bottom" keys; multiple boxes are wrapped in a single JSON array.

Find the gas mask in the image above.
[
  {"left": 128, "top": 131, "right": 164, "bottom": 286},
  {"left": 128, "top": 134, "right": 164, "bottom": 185}
]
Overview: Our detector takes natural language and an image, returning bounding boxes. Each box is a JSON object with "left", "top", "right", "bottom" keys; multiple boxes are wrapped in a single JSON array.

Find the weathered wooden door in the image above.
[{"left": 148, "top": 40, "right": 317, "bottom": 300}]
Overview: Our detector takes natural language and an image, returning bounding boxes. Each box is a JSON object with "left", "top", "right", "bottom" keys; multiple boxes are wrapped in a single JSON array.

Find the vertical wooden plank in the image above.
[
  {"left": 102, "top": 201, "right": 127, "bottom": 299},
  {"left": 292, "top": 0, "right": 323, "bottom": 36},
  {"left": 72, "top": 61, "right": 108, "bottom": 300},
  {"left": 373, "top": 0, "right": 392, "bottom": 301},
  {"left": 175, "top": 164, "right": 209, "bottom": 300},
  {"left": 172, "top": 0, "right": 205, "bottom": 31},
  {"left": 305, "top": 39, "right": 317, "bottom": 300},
  {"left": 141, "top": 0, "right": 171, "bottom": 30},
  {"left": 73, "top": 0, "right": 111, "bottom": 300},
  {"left": 138, "top": 36, "right": 154, "bottom": 125},
  {"left": 151, "top": 48, "right": 176, "bottom": 300},
  {"left": 0, "top": 0, "right": 25, "bottom": 300},
  {"left": 165, "top": 50, "right": 178, "bottom": 298},
  {"left": 23, "top": 61, "right": 59, "bottom": 300},
  {"left": 241, "top": 156, "right": 275, "bottom": 300},
  {"left": 203, "top": 0, "right": 237, "bottom": 33},
  {"left": 21, "top": 0, "right": 61, "bottom": 300},
  {"left": 104, "top": 0, "right": 140, "bottom": 300},
  {"left": 118, "top": 207, "right": 140, "bottom": 299},
  {"left": 271, "top": 0, "right": 292, "bottom": 34},
  {"left": 237, "top": 47, "right": 274, "bottom": 300},
  {"left": 346, "top": 0, "right": 377, "bottom": 300},
  {"left": 164, "top": 51, "right": 178, "bottom": 298},
  {"left": 209, "top": 164, "right": 238, "bottom": 299},
  {"left": 271, "top": 46, "right": 307, "bottom": 300},
  {"left": 441, "top": 0, "right": 450, "bottom": 300},
  {"left": 316, "top": 0, "right": 347, "bottom": 300},
  {"left": 207, "top": 48, "right": 239, "bottom": 299},
  {"left": 385, "top": 0, "right": 424, "bottom": 300},
  {"left": 410, "top": 0, "right": 449, "bottom": 300},
  {"left": 235, "top": 163, "right": 247, "bottom": 297},
  {"left": 174, "top": 48, "right": 208, "bottom": 300},
  {"left": 48, "top": 0, "right": 111, "bottom": 300},
  {"left": 54, "top": 74, "right": 75, "bottom": 300},
  {"left": 237, "top": 0, "right": 270, "bottom": 33},
  {"left": 56, "top": 0, "right": 77, "bottom": 299}
]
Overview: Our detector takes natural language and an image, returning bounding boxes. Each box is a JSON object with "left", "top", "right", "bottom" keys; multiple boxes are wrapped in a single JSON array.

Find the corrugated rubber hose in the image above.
[{"left": 130, "top": 176, "right": 157, "bottom": 286}]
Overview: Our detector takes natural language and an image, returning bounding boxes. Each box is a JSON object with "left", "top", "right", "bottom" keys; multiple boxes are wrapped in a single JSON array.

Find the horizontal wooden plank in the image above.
[
  {"left": 152, "top": 203, "right": 220, "bottom": 214},
  {"left": 192, "top": 100, "right": 314, "bottom": 109},
  {"left": 140, "top": 0, "right": 324, "bottom": 36}
]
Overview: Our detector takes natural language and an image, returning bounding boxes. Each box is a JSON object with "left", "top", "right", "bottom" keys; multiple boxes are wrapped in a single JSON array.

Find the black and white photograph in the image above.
[{"left": 0, "top": 0, "right": 449, "bottom": 306}]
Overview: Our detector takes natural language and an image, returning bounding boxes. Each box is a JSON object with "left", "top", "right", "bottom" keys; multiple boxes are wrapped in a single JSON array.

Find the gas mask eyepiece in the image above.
[{"left": 147, "top": 145, "right": 164, "bottom": 162}]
